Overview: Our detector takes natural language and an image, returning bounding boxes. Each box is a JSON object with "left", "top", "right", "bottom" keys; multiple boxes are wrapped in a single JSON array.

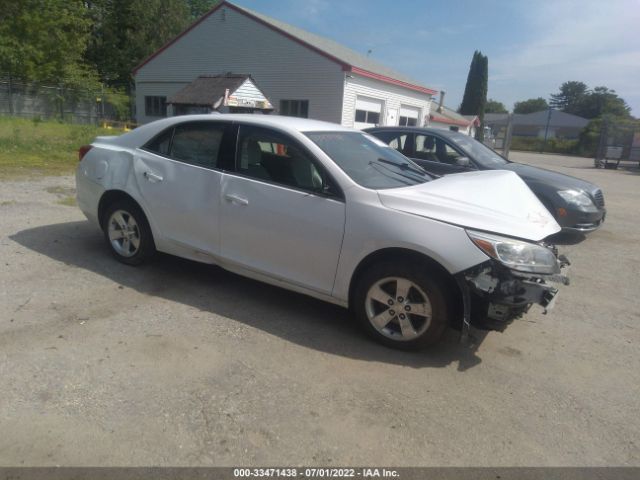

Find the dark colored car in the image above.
[{"left": 365, "top": 127, "right": 606, "bottom": 233}]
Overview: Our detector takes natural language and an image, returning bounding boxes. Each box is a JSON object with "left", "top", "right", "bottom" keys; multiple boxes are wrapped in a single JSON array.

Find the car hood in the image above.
[
  {"left": 501, "top": 162, "right": 597, "bottom": 192},
  {"left": 377, "top": 170, "right": 560, "bottom": 241}
]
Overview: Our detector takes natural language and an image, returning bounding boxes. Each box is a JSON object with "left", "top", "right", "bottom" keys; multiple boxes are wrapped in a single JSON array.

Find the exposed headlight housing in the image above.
[
  {"left": 467, "top": 230, "right": 560, "bottom": 275},
  {"left": 557, "top": 189, "right": 593, "bottom": 208}
]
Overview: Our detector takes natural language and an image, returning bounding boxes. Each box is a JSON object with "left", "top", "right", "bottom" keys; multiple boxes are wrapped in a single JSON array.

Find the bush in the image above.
[{"left": 510, "top": 136, "right": 578, "bottom": 155}]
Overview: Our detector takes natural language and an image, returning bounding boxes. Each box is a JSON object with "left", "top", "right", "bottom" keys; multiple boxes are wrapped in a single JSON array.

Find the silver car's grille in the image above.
[{"left": 593, "top": 189, "right": 605, "bottom": 208}]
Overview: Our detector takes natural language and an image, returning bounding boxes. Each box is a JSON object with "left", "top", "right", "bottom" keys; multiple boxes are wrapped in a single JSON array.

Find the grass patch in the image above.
[
  {"left": 56, "top": 196, "right": 77, "bottom": 206},
  {"left": 46, "top": 185, "right": 75, "bottom": 195},
  {"left": 0, "top": 116, "right": 125, "bottom": 177}
]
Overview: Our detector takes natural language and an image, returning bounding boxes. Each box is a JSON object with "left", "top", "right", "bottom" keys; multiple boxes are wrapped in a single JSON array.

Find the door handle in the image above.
[
  {"left": 224, "top": 194, "right": 249, "bottom": 206},
  {"left": 143, "top": 171, "right": 163, "bottom": 182}
]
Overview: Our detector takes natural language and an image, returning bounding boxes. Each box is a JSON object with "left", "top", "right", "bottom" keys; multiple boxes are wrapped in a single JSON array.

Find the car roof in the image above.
[
  {"left": 364, "top": 126, "right": 461, "bottom": 138},
  {"left": 107, "top": 114, "right": 355, "bottom": 148}
]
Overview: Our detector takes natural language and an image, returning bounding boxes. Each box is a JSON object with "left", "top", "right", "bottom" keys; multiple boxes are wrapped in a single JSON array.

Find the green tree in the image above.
[
  {"left": 573, "top": 86, "right": 631, "bottom": 119},
  {"left": 459, "top": 50, "right": 489, "bottom": 140},
  {"left": 513, "top": 97, "right": 549, "bottom": 114},
  {"left": 85, "top": 0, "right": 192, "bottom": 89},
  {"left": 0, "top": 0, "right": 97, "bottom": 91},
  {"left": 187, "top": 0, "right": 220, "bottom": 19},
  {"left": 485, "top": 99, "right": 508, "bottom": 114},
  {"left": 549, "top": 81, "right": 588, "bottom": 113}
]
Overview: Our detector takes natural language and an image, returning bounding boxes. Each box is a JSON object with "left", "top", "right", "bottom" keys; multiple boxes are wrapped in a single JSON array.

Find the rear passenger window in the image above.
[
  {"left": 145, "top": 128, "right": 173, "bottom": 156},
  {"left": 170, "top": 122, "right": 225, "bottom": 168}
]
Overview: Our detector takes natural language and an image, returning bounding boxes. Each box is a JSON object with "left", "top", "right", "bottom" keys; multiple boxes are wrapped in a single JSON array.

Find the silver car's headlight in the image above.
[
  {"left": 557, "top": 189, "right": 593, "bottom": 208},
  {"left": 467, "top": 230, "right": 559, "bottom": 274}
]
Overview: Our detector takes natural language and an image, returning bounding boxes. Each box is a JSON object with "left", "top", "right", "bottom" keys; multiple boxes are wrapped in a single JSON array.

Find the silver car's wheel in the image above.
[
  {"left": 102, "top": 200, "right": 155, "bottom": 266},
  {"left": 364, "top": 276, "right": 432, "bottom": 341},
  {"left": 107, "top": 209, "right": 141, "bottom": 258}
]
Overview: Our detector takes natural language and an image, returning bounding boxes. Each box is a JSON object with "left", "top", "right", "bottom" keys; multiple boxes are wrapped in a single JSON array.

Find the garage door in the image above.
[
  {"left": 399, "top": 105, "right": 420, "bottom": 126},
  {"left": 354, "top": 96, "right": 383, "bottom": 129}
]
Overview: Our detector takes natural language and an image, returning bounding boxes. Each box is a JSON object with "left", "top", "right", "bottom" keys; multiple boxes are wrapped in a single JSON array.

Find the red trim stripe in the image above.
[
  {"left": 132, "top": 1, "right": 436, "bottom": 96},
  {"left": 349, "top": 67, "right": 437, "bottom": 95},
  {"left": 429, "top": 114, "right": 472, "bottom": 127}
]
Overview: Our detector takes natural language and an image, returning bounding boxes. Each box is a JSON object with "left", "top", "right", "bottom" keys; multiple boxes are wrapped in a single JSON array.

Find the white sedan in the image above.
[{"left": 76, "top": 114, "right": 568, "bottom": 349}]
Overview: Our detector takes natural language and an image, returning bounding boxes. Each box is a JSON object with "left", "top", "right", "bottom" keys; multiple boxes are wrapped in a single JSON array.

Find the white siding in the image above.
[
  {"left": 429, "top": 119, "right": 473, "bottom": 136},
  {"left": 342, "top": 74, "right": 433, "bottom": 129},
  {"left": 135, "top": 6, "right": 344, "bottom": 124},
  {"left": 233, "top": 79, "right": 268, "bottom": 103}
]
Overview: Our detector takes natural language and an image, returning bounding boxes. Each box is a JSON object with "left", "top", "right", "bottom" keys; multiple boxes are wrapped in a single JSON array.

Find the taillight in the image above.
[{"left": 79, "top": 145, "right": 93, "bottom": 161}]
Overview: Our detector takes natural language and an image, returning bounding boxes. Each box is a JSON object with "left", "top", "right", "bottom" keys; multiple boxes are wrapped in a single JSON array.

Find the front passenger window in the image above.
[
  {"left": 414, "top": 135, "right": 438, "bottom": 162},
  {"left": 237, "top": 126, "right": 327, "bottom": 193}
]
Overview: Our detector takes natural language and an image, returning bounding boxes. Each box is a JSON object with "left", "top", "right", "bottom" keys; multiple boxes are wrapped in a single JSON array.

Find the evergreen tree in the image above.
[
  {"left": 549, "top": 81, "right": 588, "bottom": 113},
  {"left": 459, "top": 50, "right": 488, "bottom": 140}
]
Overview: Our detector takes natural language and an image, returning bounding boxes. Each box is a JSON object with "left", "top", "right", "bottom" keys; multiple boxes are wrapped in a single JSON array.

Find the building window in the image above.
[
  {"left": 145, "top": 96, "right": 167, "bottom": 117},
  {"left": 355, "top": 109, "right": 380, "bottom": 124},
  {"left": 280, "top": 100, "right": 309, "bottom": 118},
  {"left": 399, "top": 116, "right": 417, "bottom": 126}
]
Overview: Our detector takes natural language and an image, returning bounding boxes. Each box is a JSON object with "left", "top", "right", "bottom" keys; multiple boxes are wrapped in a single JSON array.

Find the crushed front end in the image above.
[{"left": 458, "top": 231, "right": 570, "bottom": 337}]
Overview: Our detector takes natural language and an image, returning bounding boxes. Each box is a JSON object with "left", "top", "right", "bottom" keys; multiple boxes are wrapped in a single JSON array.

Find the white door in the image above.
[
  {"left": 354, "top": 96, "right": 384, "bottom": 129},
  {"left": 385, "top": 107, "right": 398, "bottom": 126},
  {"left": 134, "top": 121, "right": 227, "bottom": 255},
  {"left": 399, "top": 105, "right": 420, "bottom": 126},
  {"left": 219, "top": 125, "right": 345, "bottom": 294}
]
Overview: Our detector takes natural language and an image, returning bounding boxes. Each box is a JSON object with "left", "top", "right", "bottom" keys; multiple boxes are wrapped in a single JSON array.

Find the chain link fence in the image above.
[
  {"left": 594, "top": 117, "right": 640, "bottom": 169},
  {"left": 0, "top": 79, "right": 132, "bottom": 126}
]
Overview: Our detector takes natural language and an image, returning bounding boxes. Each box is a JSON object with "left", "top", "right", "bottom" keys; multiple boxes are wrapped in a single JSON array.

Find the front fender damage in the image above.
[{"left": 456, "top": 252, "right": 570, "bottom": 340}]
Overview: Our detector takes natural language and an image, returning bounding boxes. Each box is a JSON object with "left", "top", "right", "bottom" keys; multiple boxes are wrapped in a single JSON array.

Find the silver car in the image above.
[{"left": 76, "top": 114, "right": 568, "bottom": 349}]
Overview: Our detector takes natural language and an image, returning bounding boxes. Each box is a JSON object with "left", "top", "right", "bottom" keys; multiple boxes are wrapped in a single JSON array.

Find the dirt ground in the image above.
[{"left": 0, "top": 152, "right": 638, "bottom": 466}]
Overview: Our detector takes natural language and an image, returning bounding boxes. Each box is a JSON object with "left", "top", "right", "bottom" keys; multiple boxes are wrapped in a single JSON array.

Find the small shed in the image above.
[
  {"left": 428, "top": 105, "right": 479, "bottom": 136},
  {"left": 166, "top": 73, "right": 273, "bottom": 115}
]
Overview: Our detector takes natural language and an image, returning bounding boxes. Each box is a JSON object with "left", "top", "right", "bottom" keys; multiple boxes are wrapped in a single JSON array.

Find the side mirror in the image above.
[{"left": 455, "top": 156, "right": 471, "bottom": 167}]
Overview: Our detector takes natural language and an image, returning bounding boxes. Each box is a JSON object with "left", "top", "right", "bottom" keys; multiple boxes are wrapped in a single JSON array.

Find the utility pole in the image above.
[
  {"left": 541, "top": 107, "right": 553, "bottom": 153},
  {"left": 503, "top": 113, "right": 514, "bottom": 159}
]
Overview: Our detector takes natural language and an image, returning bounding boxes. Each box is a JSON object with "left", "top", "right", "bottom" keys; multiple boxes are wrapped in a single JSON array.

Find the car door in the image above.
[
  {"left": 134, "top": 120, "right": 233, "bottom": 256},
  {"left": 412, "top": 133, "right": 474, "bottom": 175},
  {"left": 219, "top": 124, "right": 346, "bottom": 295}
]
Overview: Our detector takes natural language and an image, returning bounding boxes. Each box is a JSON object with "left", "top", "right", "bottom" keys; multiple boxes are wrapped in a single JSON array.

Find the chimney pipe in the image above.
[{"left": 438, "top": 90, "right": 446, "bottom": 113}]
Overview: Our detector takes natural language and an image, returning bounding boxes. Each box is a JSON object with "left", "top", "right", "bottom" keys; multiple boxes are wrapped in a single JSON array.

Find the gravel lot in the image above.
[{"left": 0, "top": 152, "right": 638, "bottom": 466}]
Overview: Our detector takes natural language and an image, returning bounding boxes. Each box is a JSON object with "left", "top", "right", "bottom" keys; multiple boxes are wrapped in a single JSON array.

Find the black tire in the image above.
[
  {"left": 102, "top": 199, "right": 155, "bottom": 266},
  {"left": 353, "top": 261, "right": 449, "bottom": 350}
]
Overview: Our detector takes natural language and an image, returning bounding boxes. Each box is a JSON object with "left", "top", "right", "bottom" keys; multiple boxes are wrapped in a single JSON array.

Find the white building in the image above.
[{"left": 133, "top": 0, "right": 436, "bottom": 127}]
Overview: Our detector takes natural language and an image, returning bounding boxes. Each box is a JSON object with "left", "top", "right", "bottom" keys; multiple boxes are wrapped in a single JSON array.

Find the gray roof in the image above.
[
  {"left": 430, "top": 104, "right": 477, "bottom": 126},
  {"left": 484, "top": 110, "right": 589, "bottom": 128},
  {"left": 134, "top": 1, "right": 437, "bottom": 93},
  {"left": 228, "top": 2, "right": 435, "bottom": 92},
  {"left": 484, "top": 113, "right": 509, "bottom": 123},
  {"left": 167, "top": 74, "right": 262, "bottom": 106}
]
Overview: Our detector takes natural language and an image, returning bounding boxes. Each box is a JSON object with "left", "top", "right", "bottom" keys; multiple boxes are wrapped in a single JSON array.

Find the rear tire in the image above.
[
  {"left": 353, "top": 262, "right": 449, "bottom": 350},
  {"left": 102, "top": 200, "right": 155, "bottom": 266}
]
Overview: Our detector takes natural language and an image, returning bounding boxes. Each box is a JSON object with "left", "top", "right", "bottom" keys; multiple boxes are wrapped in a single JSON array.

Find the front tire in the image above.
[
  {"left": 353, "top": 262, "right": 449, "bottom": 350},
  {"left": 102, "top": 200, "right": 155, "bottom": 265}
]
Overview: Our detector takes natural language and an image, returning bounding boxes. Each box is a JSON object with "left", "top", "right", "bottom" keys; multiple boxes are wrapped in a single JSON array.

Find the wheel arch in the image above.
[
  {"left": 98, "top": 190, "right": 150, "bottom": 231},
  {"left": 347, "top": 247, "right": 462, "bottom": 323}
]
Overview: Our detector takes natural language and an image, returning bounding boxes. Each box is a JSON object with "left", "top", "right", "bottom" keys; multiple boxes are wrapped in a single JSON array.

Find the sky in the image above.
[{"left": 233, "top": 0, "right": 640, "bottom": 116}]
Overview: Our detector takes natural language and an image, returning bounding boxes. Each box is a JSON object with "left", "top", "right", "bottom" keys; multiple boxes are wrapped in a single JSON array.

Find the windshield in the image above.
[
  {"left": 447, "top": 132, "right": 509, "bottom": 168},
  {"left": 305, "top": 131, "right": 432, "bottom": 189}
]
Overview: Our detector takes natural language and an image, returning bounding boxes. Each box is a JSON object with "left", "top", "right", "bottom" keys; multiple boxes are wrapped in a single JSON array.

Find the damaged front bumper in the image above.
[{"left": 455, "top": 251, "right": 570, "bottom": 339}]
